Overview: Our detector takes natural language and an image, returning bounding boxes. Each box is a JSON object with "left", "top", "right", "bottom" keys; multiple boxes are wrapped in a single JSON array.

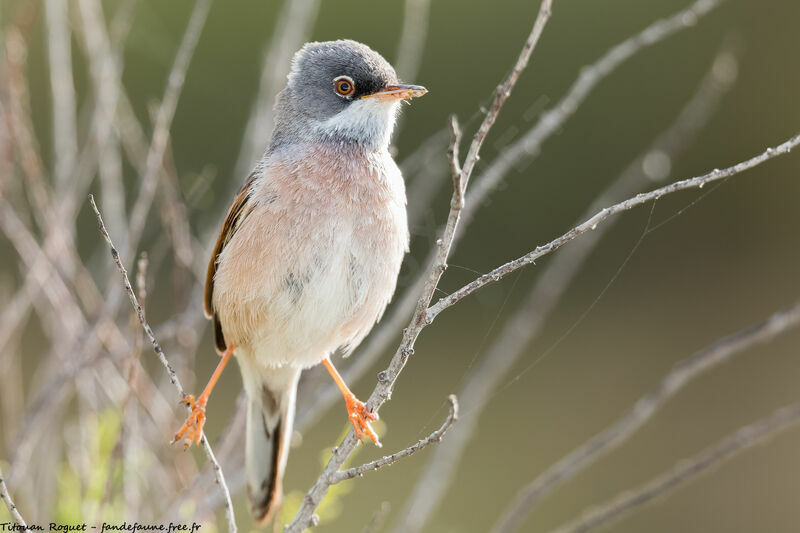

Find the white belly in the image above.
[{"left": 250, "top": 216, "right": 404, "bottom": 368}]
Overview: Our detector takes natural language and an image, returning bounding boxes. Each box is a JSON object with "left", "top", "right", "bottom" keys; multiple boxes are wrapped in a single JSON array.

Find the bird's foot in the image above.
[
  {"left": 171, "top": 394, "right": 207, "bottom": 449},
  {"left": 345, "top": 394, "right": 381, "bottom": 447}
]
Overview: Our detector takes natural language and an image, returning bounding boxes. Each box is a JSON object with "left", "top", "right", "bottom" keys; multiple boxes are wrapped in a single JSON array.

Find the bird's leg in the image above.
[
  {"left": 172, "top": 343, "right": 235, "bottom": 449},
  {"left": 322, "top": 356, "right": 382, "bottom": 447}
]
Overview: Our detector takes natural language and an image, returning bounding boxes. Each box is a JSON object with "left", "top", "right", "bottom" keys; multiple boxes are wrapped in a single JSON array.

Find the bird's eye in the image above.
[{"left": 334, "top": 76, "right": 355, "bottom": 97}]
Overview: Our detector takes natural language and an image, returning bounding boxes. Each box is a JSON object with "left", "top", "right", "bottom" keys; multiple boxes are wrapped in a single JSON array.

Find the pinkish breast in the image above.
[{"left": 213, "top": 143, "right": 408, "bottom": 368}]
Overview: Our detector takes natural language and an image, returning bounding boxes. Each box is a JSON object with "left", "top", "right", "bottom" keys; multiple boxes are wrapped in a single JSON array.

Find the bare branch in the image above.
[
  {"left": 330, "top": 395, "right": 458, "bottom": 484},
  {"left": 88, "top": 195, "right": 237, "bottom": 533},
  {"left": 0, "top": 466, "right": 28, "bottom": 529},
  {"left": 544, "top": 401, "right": 800, "bottom": 533},
  {"left": 491, "top": 298, "right": 800, "bottom": 533},
  {"left": 395, "top": 44, "right": 738, "bottom": 533},
  {"left": 285, "top": 3, "right": 553, "bottom": 530},
  {"left": 427, "top": 132, "right": 800, "bottom": 322}
]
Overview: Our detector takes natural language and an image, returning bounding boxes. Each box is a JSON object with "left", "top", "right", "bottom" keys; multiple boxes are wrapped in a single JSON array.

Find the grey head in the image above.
[{"left": 269, "top": 40, "right": 426, "bottom": 152}]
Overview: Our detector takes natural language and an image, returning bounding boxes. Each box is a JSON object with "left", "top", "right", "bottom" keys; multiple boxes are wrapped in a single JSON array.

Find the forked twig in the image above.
[
  {"left": 427, "top": 132, "right": 800, "bottom": 321},
  {"left": 330, "top": 395, "right": 458, "bottom": 484}
]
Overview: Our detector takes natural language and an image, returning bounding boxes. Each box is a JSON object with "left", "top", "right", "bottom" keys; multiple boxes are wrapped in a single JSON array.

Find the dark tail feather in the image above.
[{"left": 246, "top": 374, "right": 299, "bottom": 522}]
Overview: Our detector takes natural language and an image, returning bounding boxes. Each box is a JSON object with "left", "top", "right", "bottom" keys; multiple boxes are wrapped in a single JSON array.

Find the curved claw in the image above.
[
  {"left": 345, "top": 395, "right": 381, "bottom": 447},
  {"left": 172, "top": 394, "right": 207, "bottom": 449}
]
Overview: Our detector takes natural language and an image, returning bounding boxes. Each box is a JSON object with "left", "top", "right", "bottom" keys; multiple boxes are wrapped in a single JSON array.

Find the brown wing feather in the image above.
[{"left": 205, "top": 174, "right": 258, "bottom": 353}]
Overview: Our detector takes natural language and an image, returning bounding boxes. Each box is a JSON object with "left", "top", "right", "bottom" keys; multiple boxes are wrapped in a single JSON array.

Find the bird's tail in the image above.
[{"left": 245, "top": 365, "right": 301, "bottom": 523}]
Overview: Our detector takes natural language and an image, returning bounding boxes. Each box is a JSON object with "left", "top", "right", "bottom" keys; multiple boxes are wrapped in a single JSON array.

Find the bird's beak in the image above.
[{"left": 361, "top": 84, "right": 427, "bottom": 101}]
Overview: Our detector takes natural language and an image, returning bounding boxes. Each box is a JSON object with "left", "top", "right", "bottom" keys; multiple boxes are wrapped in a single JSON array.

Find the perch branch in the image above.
[
  {"left": 284, "top": 2, "right": 553, "bottom": 530},
  {"left": 545, "top": 401, "right": 800, "bottom": 533},
  {"left": 330, "top": 395, "right": 458, "bottom": 484},
  {"left": 428, "top": 132, "right": 800, "bottom": 321},
  {"left": 89, "top": 195, "right": 237, "bottom": 533},
  {"left": 492, "top": 298, "right": 800, "bottom": 533}
]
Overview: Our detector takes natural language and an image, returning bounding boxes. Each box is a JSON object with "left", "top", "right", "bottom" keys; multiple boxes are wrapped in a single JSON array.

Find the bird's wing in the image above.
[{"left": 204, "top": 172, "right": 258, "bottom": 354}]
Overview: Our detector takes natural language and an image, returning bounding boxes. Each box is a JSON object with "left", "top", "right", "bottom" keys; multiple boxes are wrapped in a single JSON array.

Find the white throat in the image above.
[{"left": 314, "top": 98, "right": 400, "bottom": 150}]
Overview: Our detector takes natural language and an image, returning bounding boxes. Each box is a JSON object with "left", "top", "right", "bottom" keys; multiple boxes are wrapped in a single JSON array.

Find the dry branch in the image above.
[
  {"left": 330, "top": 395, "right": 458, "bottom": 484},
  {"left": 89, "top": 195, "right": 237, "bottom": 533},
  {"left": 427, "top": 132, "right": 800, "bottom": 321}
]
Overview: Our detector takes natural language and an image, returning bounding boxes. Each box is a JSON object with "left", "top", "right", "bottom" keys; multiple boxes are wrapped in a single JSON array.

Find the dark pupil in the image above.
[{"left": 339, "top": 81, "right": 350, "bottom": 92}]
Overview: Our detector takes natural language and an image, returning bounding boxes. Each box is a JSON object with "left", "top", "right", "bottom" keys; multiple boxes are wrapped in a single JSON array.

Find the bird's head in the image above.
[{"left": 271, "top": 40, "right": 427, "bottom": 152}]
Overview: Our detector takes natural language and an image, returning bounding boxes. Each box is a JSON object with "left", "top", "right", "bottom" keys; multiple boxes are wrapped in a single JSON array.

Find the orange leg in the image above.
[
  {"left": 172, "top": 344, "right": 235, "bottom": 449},
  {"left": 322, "top": 357, "right": 382, "bottom": 447}
]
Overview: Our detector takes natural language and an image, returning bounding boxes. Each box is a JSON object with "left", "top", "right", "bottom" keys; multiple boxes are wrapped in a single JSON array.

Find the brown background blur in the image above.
[{"left": 2, "top": 0, "right": 799, "bottom": 532}]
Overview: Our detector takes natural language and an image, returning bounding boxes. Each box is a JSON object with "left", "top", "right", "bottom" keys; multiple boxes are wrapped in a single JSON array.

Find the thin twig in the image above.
[
  {"left": 394, "top": 43, "right": 738, "bottom": 533},
  {"left": 544, "top": 401, "right": 800, "bottom": 533},
  {"left": 491, "top": 298, "right": 800, "bottom": 533},
  {"left": 0, "top": 466, "right": 28, "bottom": 529},
  {"left": 89, "top": 195, "right": 237, "bottom": 533},
  {"left": 284, "top": 3, "right": 553, "bottom": 530},
  {"left": 330, "top": 395, "right": 458, "bottom": 484},
  {"left": 427, "top": 132, "right": 800, "bottom": 322}
]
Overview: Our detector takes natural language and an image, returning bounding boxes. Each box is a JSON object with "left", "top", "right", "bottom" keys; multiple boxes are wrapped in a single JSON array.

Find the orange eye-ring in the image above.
[{"left": 334, "top": 76, "right": 355, "bottom": 97}]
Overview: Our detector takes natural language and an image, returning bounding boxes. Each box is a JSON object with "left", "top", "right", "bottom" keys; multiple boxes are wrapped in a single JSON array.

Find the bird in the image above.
[{"left": 171, "top": 39, "right": 427, "bottom": 522}]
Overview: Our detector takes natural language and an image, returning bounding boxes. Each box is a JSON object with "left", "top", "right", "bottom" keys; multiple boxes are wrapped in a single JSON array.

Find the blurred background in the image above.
[{"left": 1, "top": 0, "right": 799, "bottom": 532}]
